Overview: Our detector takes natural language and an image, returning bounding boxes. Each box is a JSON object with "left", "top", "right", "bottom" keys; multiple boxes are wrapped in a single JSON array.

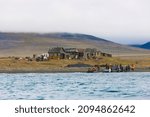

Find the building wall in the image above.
[{"left": 48, "top": 47, "right": 112, "bottom": 60}]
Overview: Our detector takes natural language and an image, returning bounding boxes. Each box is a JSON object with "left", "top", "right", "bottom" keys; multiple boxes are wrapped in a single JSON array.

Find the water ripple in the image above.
[{"left": 0, "top": 72, "right": 150, "bottom": 99}]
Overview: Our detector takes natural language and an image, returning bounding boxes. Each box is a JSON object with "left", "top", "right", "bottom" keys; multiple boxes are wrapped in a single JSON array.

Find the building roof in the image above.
[
  {"left": 64, "top": 48, "right": 78, "bottom": 53},
  {"left": 48, "top": 47, "right": 65, "bottom": 53}
]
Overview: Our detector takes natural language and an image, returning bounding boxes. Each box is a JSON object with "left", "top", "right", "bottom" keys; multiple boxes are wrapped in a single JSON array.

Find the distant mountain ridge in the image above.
[
  {"left": 38, "top": 33, "right": 110, "bottom": 42},
  {"left": 130, "top": 42, "right": 150, "bottom": 50},
  {"left": 0, "top": 32, "right": 150, "bottom": 57}
]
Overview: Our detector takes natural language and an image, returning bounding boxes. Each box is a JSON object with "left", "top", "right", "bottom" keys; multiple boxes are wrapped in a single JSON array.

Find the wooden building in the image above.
[
  {"left": 48, "top": 47, "right": 66, "bottom": 59},
  {"left": 48, "top": 47, "right": 112, "bottom": 60}
]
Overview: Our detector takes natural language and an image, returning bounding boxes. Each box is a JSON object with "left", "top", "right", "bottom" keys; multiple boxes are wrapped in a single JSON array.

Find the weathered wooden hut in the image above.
[
  {"left": 84, "top": 48, "right": 97, "bottom": 59},
  {"left": 48, "top": 47, "right": 66, "bottom": 59},
  {"left": 64, "top": 48, "right": 79, "bottom": 59}
]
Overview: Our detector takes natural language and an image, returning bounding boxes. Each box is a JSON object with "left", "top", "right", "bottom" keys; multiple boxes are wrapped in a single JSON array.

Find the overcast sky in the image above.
[{"left": 0, "top": 0, "right": 150, "bottom": 44}]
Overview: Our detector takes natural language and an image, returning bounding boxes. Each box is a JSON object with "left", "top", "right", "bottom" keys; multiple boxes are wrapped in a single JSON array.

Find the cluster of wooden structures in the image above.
[
  {"left": 33, "top": 47, "right": 112, "bottom": 61},
  {"left": 48, "top": 47, "right": 112, "bottom": 59}
]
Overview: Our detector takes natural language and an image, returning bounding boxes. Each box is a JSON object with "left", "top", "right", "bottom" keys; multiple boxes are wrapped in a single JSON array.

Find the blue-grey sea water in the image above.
[{"left": 0, "top": 72, "right": 150, "bottom": 100}]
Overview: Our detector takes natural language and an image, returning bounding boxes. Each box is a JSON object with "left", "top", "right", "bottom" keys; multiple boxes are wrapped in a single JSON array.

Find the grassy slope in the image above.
[{"left": 0, "top": 32, "right": 150, "bottom": 57}]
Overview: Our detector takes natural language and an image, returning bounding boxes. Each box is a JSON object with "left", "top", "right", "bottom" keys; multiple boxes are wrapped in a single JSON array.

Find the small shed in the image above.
[
  {"left": 84, "top": 48, "right": 97, "bottom": 59},
  {"left": 48, "top": 47, "right": 66, "bottom": 59},
  {"left": 64, "top": 48, "right": 79, "bottom": 59}
]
